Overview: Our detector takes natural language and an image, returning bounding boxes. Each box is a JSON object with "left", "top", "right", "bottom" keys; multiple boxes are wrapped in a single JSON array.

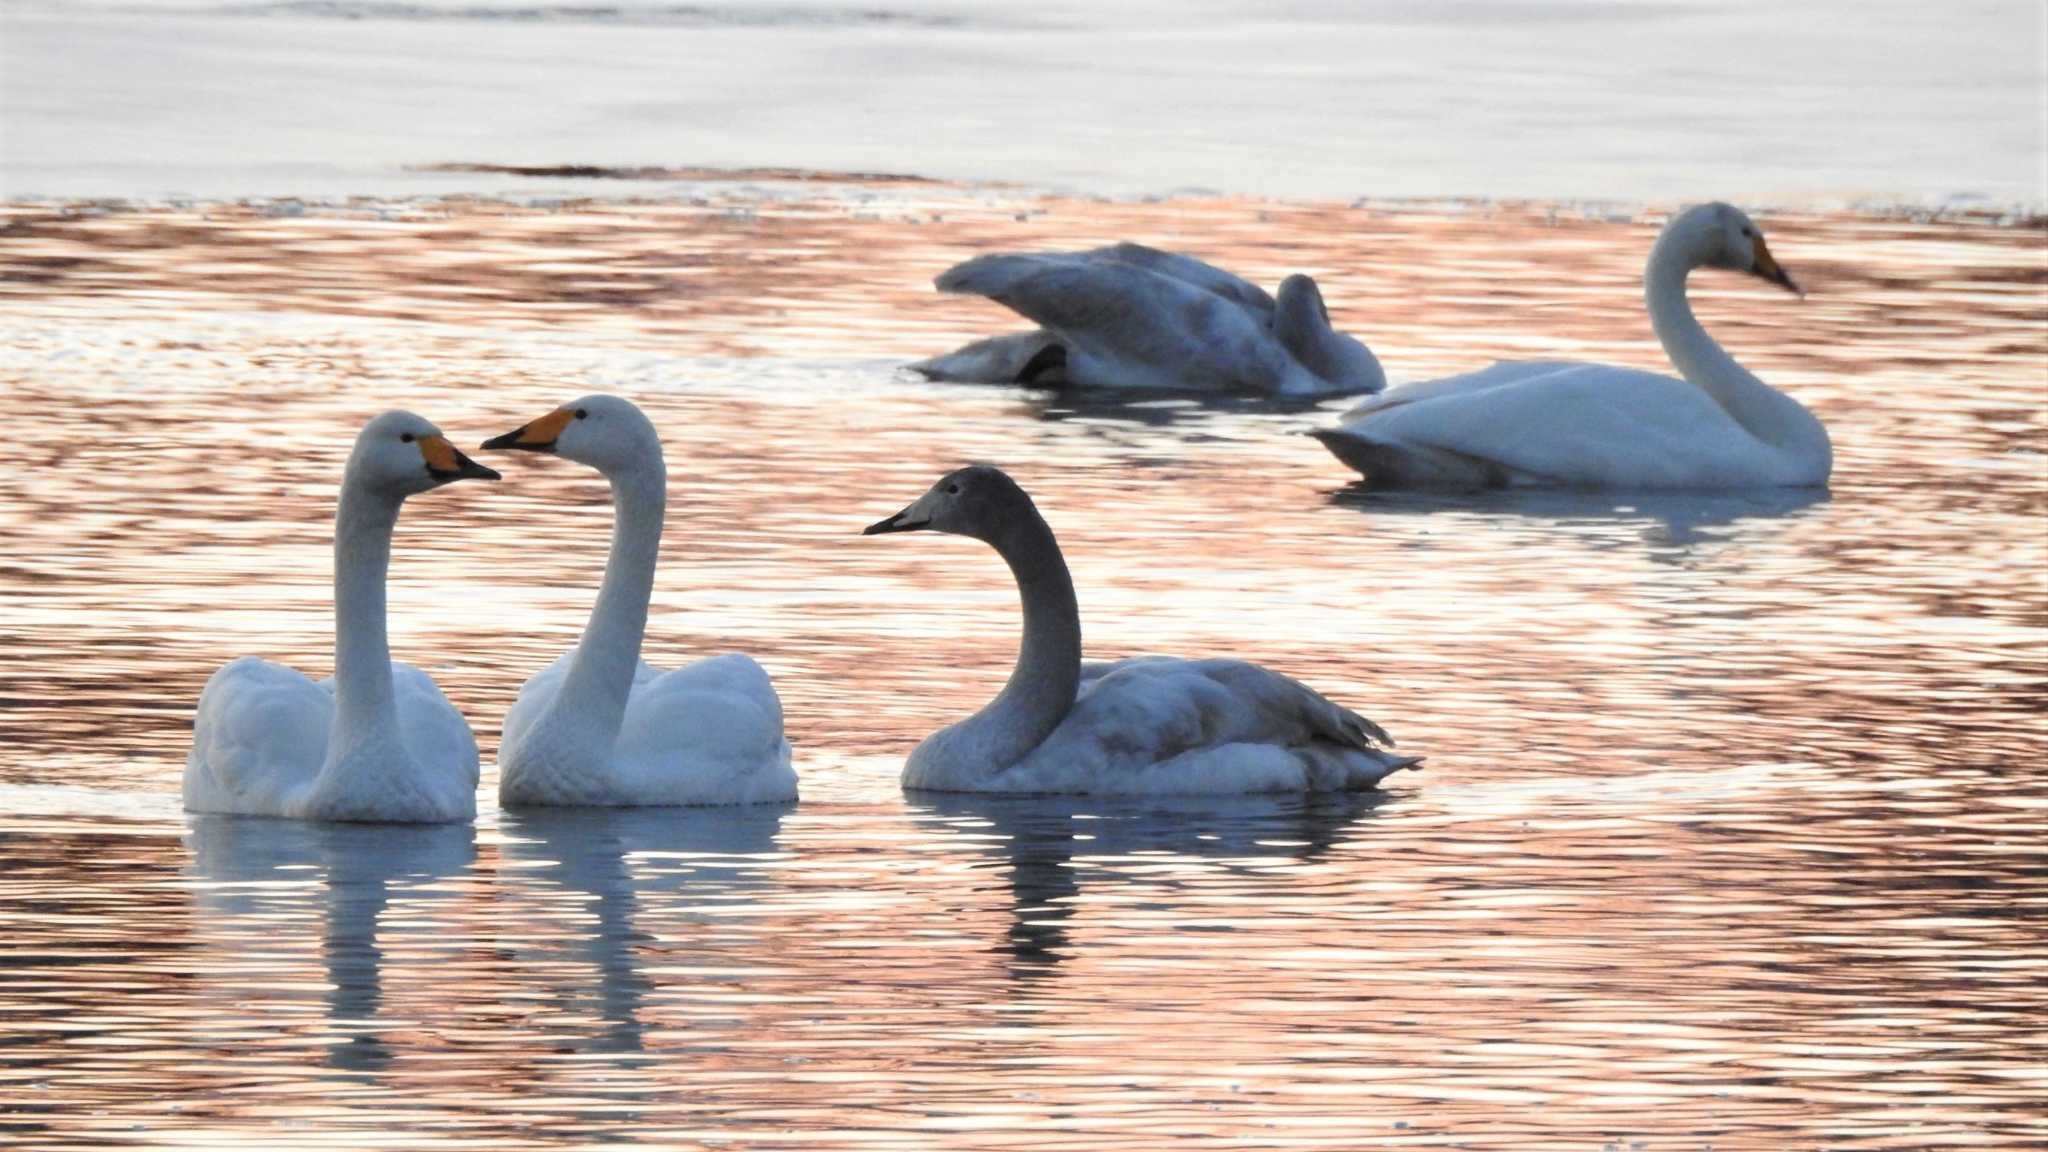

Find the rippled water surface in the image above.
[{"left": 1, "top": 191, "right": 2044, "bottom": 1148}]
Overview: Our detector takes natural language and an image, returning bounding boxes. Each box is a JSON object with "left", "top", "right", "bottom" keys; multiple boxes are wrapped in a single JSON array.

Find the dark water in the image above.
[{"left": 0, "top": 193, "right": 2043, "bottom": 1147}]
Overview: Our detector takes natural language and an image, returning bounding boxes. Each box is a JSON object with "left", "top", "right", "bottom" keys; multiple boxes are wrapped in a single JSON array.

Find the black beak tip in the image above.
[
  {"left": 466, "top": 460, "right": 503, "bottom": 482},
  {"left": 479, "top": 428, "right": 525, "bottom": 452},
  {"left": 863, "top": 513, "right": 927, "bottom": 536}
]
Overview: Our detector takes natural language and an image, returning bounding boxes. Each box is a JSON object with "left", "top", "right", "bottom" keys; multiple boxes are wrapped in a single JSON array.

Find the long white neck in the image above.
[
  {"left": 1644, "top": 233, "right": 1830, "bottom": 464},
  {"left": 956, "top": 506, "right": 1083, "bottom": 768},
  {"left": 551, "top": 458, "right": 667, "bottom": 743},
  {"left": 329, "top": 482, "right": 402, "bottom": 751}
]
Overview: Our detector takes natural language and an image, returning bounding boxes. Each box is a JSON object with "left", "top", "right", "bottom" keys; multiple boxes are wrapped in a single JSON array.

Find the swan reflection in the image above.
[
  {"left": 909, "top": 792, "right": 1388, "bottom": 981},
  {"left": 185, "top": 815, "right": 476, "bottom": 1073},
  {"left": 1332, "top": 483, "right": 1830, "bottom": 548},
  {"left": 496, "top": 806, "right": 790, "bottom": 1054}
]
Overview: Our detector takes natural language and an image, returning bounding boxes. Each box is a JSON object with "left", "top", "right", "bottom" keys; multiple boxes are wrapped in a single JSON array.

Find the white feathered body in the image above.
[
  {"left": 498, "top": 650, "right": 795, "bottom": 807},
  {"left": 904, "top": 656, "right": 1416, "bottom": 796},
  {"left": 185, "top": 655, "right": 479, "bottom": 822},
  {"left": 1317, "top": 360, "right": 1830, "bottom": 489}
]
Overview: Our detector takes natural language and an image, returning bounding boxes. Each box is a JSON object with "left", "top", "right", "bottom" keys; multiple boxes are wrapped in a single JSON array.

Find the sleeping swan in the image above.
[
  {"left": 185, "top": 411, "right": 500, "bottom": 823},
  {"left": 1314, "top": 202, "right": 1829, "bottom": 489},
  {"left": 864, "top": 466, "right": 1416, "bottom": 794},
  {"left": 913, "top": 243, "right": 1385, "bottom": 396},
  {"left": 481, "top": 395, "right": 795, "bottom": 807}
]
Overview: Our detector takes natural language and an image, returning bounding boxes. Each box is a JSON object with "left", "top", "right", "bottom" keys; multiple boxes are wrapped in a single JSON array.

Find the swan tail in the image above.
[{"left": 1310, "top": 428, "right": 1511, "bottom": 490}]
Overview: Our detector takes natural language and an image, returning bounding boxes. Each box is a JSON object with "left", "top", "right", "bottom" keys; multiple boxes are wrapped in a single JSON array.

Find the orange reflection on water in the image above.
[{"left": 0, "top": 189, "right": 2042, "bottom": 1148}]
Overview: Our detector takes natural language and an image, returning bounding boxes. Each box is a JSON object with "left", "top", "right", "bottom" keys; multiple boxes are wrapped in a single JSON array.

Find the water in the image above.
[
  {"left": 3, "top": 0, "right": 2044, "bottom": 204},
  {"left": 1, "top": 192, "right": 2045, "bottom": 1147}
]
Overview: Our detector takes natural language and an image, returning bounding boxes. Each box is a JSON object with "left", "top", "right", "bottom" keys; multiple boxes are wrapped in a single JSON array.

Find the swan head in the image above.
[
  {"left": 864, "top": 464, "right": 1031, "bottom": 542},
  {"left": 480, "top": 394, "right": 662, "bottom": 476},
  {"left": 1665, "top": 202, "right": 1801, "bottom": 295},
  {"left": 1276, "top": 274, "right": 1331, "bottom": 325},
  {"left": 348, "top": 410, "right": 500, "bottom": 496}
]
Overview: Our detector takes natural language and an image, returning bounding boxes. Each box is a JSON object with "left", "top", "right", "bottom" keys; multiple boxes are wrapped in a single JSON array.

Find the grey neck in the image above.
[{"left": 958, "top": 503, "right": 1084, "bottom": 768}]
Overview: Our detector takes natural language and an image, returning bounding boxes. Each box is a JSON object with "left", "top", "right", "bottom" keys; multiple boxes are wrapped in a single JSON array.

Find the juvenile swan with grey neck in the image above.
[
  {"left": 185, "top": 410, "right": 500, "bottom": 823},
  {"left": 865, "top": 467, "right": 1416, "bottom": 794},
  {"left": 482, "top": 395, "right": 795, "bottom": 807},
  {"left": 1314, "top": 202, "right": 1829, "bottom": 489}
]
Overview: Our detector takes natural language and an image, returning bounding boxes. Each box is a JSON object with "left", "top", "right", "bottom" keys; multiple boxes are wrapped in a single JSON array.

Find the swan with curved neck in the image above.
[
  {"left": 482, "top": 394, "right": 795, "bottom": 808},
  {"left": 865, "top": 466, "right": 1416, "bottom": 794},
  {"left": 1315, "top": 202, "right": 1830, "bottom": 489},
  {"left": 185, "top": 411, "right": 499, "bottom": 823},
  {"left": 911, "top": 243, "right": 1386, "bottom": 396}
]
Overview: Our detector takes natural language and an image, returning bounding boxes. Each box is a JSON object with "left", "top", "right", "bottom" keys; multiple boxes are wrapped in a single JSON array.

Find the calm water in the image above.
[
  {"left": 0, "top": 191, "right": 2044, "bottom": 1147},
  {"left": 3, "top": 0, "right": 2043, "bottom": 204}
]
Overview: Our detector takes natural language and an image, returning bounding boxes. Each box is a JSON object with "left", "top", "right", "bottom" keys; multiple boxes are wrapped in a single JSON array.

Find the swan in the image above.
[
  {"left": 184, "top": 411, "right": 499, "bottom": 823},
  {"left": 481, "top": 394, "right": 796, "bottom": 807},
  {"left": 1314, "top": 202, "right": 1829, "bottom": 489},
  {"left": 912, "top": 243, "right": 1385, "bottom": 395},
  {"left": 864, "top": 465, "right": 1417, "bottom": 794}
]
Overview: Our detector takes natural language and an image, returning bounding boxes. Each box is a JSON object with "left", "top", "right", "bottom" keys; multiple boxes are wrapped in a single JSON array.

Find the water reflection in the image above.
[
  {"left": 1332, "top": 483, "right": 1833, "bottom": 549},
  {"left": 185, "top": 815, "right": 476, "bottom": 1073},
  {"left": 911, "top": 793, "right": 1387, "bottom": 982},
  {"left": 496, "top": 806, "right": 790, "bottom": 1056}
]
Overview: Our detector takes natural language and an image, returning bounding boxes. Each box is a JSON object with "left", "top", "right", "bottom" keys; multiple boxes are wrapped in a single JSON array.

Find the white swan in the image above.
[
  {"left": 184, "top": 411, "right": 499, "bottom": 823},
  {"left": 912, "top": 243, "right": 1385, "bottom": 395},
  {"left": 1314, "top": 202, "right": 1829, "bottom": 489},
  {"left": 864, "top": 466, "right": 1417, "bottom": 794},
  {"left": 481, "top": 394, "right": 796, "bottom": 807}
]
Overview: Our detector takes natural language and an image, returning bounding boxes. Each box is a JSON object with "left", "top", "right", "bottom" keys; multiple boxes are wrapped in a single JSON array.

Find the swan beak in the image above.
[
  {"left": 1751, "top": 233, "right": 1803, "bottom": 297},
  {"left": 420, "top": 435, "right": 500, "bottom": 483},
  {"left": 863, "top": 506, "right": 930, "bottom": 535},
  {"left": 481, "top": 407, "right": 573, "bottom": 453}
]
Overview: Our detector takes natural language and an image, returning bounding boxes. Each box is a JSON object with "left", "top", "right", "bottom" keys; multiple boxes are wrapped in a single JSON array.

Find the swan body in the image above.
[
  {"left": 483, "top": 395, "right": 795, "bottom": 807},
  {"left": 913, "top": 244, "right": 1384, "bottom": 396},
  {"left": 185, "top": 411, "right": 499, "bottom": 823},
  {"left": 1316, "top": 202, "right": 1829, "bottom": 489},
  {"left": 865, "top": 466, "right": 1415, "bottom": 795}
]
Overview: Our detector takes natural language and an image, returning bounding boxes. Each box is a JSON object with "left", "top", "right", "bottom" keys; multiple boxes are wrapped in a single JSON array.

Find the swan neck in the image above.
[
  {"left": 973, "top": 506, "right": 1083, "bottom": 767},
  {"left": 330, "top": 483, "right": 402, "bottom": 747},
  {"left": 1644, "top": 234, "right": 1825, "bottom": 462},
  {"left": 555, "top": 461, "right": 666, "bottom": 741}
]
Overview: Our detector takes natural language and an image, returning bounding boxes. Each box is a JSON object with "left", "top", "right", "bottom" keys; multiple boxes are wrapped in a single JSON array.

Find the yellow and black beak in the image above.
[
  {"left": 1751, "top": 232, "right": 1802, "bottom": 296},
  {"left": 420, "top": 434, "right": 501, "bottom": 483},
  {"left": 481, "top": 407, "right": 573, "bottom": 454}
]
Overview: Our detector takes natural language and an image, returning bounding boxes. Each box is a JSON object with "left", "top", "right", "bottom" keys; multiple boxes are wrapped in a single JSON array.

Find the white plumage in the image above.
[
  {"left": 913, "top": 243, "right": 1385, "bottom": 396},
  {"left": 482, "top": 394, "right": 796, "bottom": 808},
  {"left": 184, "top": 411, "right": 497, "bottom": 823},
  {"left": 1316, "top": 203, "right": 1829, "bottom": 489}
]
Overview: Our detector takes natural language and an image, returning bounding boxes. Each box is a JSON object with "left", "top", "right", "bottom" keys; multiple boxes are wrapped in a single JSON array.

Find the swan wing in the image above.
[
  {"left": 185, "top": 656, "right": 332, "bottom": 816},
  {"left": 1013, "top": 657, "right": 1414, "bottom": 795},
  {"left": 1079, "top": 243, "right": 1277, "bottom": 319},
  {"left": 390, "top": 662, "right": 482, "bottom": 818},
  {"left": 935, "top": 253, "right": 1295, "bottom": 391},
  {"left": 501, "top": 651, "right": 575, "bottom": 754},
  {"left": 1322, "top": 363, "right": 1769, "bottom": 488},
  {"left": 611, "top": 653, "right": 797, "bottom": 805}
]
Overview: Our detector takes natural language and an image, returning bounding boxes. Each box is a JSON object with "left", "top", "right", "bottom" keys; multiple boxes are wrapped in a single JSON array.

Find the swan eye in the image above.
[
  {"left": 575, "top": 408, "right": 589, "bottom": 420},
  {"left": 400, "top": 432, "right": 415, "bottom": 443},
  {"left": 1740, "top": 226, "right": 1753, "bottom": 238},
  {"left": 946, "top": 483, "right": 960, "bottom": 495}
]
